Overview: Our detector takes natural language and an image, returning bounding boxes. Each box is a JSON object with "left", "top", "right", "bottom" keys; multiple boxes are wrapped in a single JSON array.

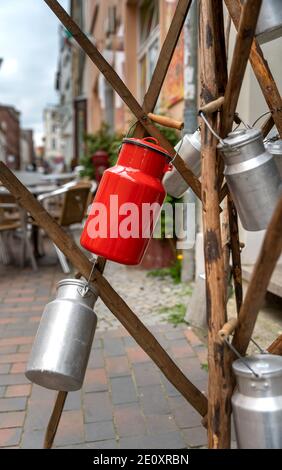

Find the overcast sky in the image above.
[{"left": 0, "top": 0, "right": 69, "bottom": 145}]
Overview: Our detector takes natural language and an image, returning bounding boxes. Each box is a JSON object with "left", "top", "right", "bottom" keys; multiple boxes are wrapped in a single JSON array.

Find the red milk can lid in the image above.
[{"left": 122, "top": 137, "right": 172, "bottom": 160}]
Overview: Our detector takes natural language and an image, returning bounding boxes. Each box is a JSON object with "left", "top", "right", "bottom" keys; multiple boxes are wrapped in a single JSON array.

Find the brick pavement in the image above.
[{"left": 0, "top": 246, "right": 208, "bottom": 449}]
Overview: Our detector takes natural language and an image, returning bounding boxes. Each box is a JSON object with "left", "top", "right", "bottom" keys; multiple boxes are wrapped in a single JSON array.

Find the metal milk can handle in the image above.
[{"left": 78, "top": 258, "right": 97, "bottom": 297}]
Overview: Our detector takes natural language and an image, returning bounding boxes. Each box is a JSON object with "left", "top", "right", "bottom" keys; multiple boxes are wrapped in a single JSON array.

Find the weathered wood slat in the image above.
[
  {"left": 0, "top": 162, "right": 208, "bottom": 419},
  {"left": 43, "top": 0, "right": 201, "bottom": 199}
]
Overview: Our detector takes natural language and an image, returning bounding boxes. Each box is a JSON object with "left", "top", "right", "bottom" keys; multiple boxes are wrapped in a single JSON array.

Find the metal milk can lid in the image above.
[
  {"left": 57, "top": 278, "right": 99, "bottom": 298},
  {"left": 122, "top": 137, "right": 171, "bottom": 160},
  {"left": 232, "top": 354, "right": 282, "bottom": 379},
  {"left": 266, "top": 139, "right": 282, "bottom": 156},
  {"left": 217, "top": 128, "right": 262, "bottom": 150}
]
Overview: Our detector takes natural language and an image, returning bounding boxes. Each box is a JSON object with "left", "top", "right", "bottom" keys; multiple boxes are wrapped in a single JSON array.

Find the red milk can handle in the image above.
[{"left": 142, "top": 137, "right": 159, "bottom": 145}]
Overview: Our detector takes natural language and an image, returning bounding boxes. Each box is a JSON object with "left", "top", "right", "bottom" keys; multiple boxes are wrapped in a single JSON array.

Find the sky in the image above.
[{"left": 0, "top": 0, "right": 69, "bottom": 146}]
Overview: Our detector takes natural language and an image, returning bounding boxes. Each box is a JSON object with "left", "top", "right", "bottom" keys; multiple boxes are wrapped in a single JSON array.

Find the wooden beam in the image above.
[
  {"left": 43, "top": 0, "right": 201, "bottom": 199},
  {"left": 224, "top": 0, "right": 282, "bottom": 137},
  {"left": 228, "top": 197, "right": 243, "bottom": 313},
  {"left": 199, "top": 0, "right": 232, "bottom": 449},
  {"left": 222, "top": 0, "right": 262, "bottom": 136},
  {"left": 232, "top": 195, "right": 282, "bottom": 355},
  {"left": 135, "top": 0, "right": 192, "bottom": 137},
  {"left": 261, "top": 115, "right": 275, "bottom": 138},
  {"left": 43, "top": 391, "right": 67, "bottom": 449},
  {"left": 0, "top": 162, "right": 208, "bottom": 418},
  {"left": 268, "top": 335, "right": 282, "bottom": 356}
]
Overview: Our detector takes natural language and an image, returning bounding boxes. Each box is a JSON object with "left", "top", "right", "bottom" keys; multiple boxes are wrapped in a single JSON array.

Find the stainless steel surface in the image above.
[
  {"left": 266, "top": 139, "right": 282, "bottom": 178},
  {"left": 255, "top": 0, "right": 282, "bottom": 44},
  {"left": 232, "top": 354, "right": 282, "bottom": 449},
  {"left": 26, "top": 279, "right": 98, "bottom": 391},
  {"left": 218, "top": 129, "right": 281, "bottom": 231},
  {"left": 163, "top": 130, "right": 201, "bottom": 198}
]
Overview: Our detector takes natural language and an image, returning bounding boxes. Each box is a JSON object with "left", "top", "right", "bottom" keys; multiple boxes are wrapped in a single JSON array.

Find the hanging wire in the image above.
[
  {"left": 252, "top": 111, "right": 271, "bottom": 128},
  {"left": 224, "top": 338, "right": 261, "bottom": 378},
  {"left": 125, "top": 120, "right": 139, "bottom": 138},
  {"left": 78, "top": 257, "right": 97, "bottom": 297},
  {"left": 237, "top": 115, "right": 251, "bottom": 129},
  {"left": 250, "top": 337, "right": 268, "bottom": 354},
  {"left": 199, "top": 111, "right": 227, "bottom": 146}
]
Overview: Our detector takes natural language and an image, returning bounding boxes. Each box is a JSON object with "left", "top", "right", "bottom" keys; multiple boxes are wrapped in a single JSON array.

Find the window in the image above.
[{"left": 138, "top": 0, "right": 160, "bottom": 100}]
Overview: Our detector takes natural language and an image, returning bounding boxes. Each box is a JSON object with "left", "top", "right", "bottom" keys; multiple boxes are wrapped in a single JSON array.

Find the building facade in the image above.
[
  {"left": 20, "top": 129, "right": 35, "bottom": 170},
  {"left": 0, "top": 122, "right": 7, "bottom": 163},
  {"left": 0, "top": 105, "right": 21, "bottom": 169},
  {"left": 56, "top": 25, "right": 74, "bottom": 168},
  {"left": 43, "top": 105, "right": 63, "bottom": 168},
  {"left": 79, "top": 0, "right": 184, "bottom": 137},
  {"left": 71, "top": 0, "right": 88, "bottom": 166}
]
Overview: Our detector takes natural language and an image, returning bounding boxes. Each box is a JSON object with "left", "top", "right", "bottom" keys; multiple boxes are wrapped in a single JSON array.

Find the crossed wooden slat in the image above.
[{"left": 0, "top": 0, "right": 281, "bottom": 449}]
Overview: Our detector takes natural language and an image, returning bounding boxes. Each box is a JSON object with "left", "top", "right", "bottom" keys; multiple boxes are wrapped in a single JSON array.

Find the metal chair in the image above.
[{"left": 37, "top": 181, "right": 95, "bottom": 273}]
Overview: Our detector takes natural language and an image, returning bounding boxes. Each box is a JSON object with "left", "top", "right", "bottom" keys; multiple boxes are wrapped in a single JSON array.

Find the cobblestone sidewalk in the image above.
[{"left": 0, "top": 246, "right": 208, "bottom": 449}]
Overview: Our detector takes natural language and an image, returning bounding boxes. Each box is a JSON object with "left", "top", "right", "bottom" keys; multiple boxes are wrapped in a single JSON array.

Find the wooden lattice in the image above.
[{"left": 0, "top": 0, "right": 281, "bottom": 449}]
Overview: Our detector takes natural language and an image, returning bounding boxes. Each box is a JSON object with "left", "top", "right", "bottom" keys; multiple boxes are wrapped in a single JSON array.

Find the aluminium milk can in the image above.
[
  {"left": 80, "top": 137, "right": 171, "bottom": 265},
  {"left": 218, "top": 128, "right": 281, "bottom": 231},
  {"left": 266, "top": 139, "right": 282, "bottom": 179},
  {"left": 255, "top": 0, "right": 282, "bottom": 44},
  {"left": 25, "top": 279, "right": 98, "bottom": 391},
  {"left": 232, "top": 354, "right": 282, "bottom": 449},
  {"left": 163, "top": 129, "right": 201, "bottom": 198}
]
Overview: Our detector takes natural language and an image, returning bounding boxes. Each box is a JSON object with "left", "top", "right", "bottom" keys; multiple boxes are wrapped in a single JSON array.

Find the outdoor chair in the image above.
[
  {"left": 37, "top": 181, "right": 96, "bottom": 273},
  {"left": 0, "top": 195, "right": 37, "bottom": 270}
]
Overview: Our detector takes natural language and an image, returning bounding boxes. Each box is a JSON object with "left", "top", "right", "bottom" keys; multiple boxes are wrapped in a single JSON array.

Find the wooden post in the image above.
[
  {"left": 199, "top": 0, "right": 231, "bottom": 449},
  {"left": 0, "top": 162, "right": 208, "bottom": 419}
]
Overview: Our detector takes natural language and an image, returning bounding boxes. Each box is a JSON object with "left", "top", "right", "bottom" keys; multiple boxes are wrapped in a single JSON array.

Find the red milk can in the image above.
[{"left": 80, "top": 137, "right": 171, "bottom": 265}]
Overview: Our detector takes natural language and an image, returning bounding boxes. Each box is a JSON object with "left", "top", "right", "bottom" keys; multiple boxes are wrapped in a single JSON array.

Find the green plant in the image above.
[
  {"left": 147, "top": 258, "right": 182, "bottom": 284},
  {"left": 79, "top": 123, "right": 123, "bottom": 178},
  {"left": 158, "top": 303, "right": 187, "bottom": 326},
  {"left": 201, "top": 363, "right": 208, "bottom": 372}
]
